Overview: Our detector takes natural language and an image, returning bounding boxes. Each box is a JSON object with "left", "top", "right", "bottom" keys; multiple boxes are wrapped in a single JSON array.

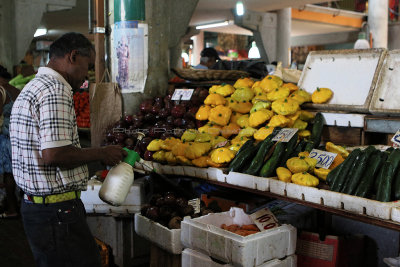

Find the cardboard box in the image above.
[{"left": 296, "top": 231, "right": 364, "bottom": 267}]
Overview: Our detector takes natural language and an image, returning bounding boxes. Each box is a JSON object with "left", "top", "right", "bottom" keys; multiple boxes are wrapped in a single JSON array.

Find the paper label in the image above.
[
  {"left": 214, "top": 140, "right": 228, "bottom": 148},
  {"left": 391, "top": 129, "right": 400, "bottom": 147},
  {"left": 188, "top": 198, "right": 201, "bottom": 214},
  {"left": 272, "top": 128, "right": 298, "bottom": 142},
  {"left": 171, "top": 89, "right": 194, "bottom": 100},
  {"left": 309, "top": 149, "right": 337, "bottom": 169},
  {"left": 250, "top": 208, "right": 279, "bottom": 231}
]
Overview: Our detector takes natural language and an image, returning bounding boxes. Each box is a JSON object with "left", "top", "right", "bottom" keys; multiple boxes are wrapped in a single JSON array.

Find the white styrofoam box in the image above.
[
  {"left": 269, "top": 178, "right": 287, "bottom": 196},
  {"left": 183, "top": 166, "right": 198, "bottom": 178},
  {"left": 194, "top": 167, "right": 209, "bottom": 179},
  {"left": 390, "top": 205, "right": 400, "bottom": 222},
  {"left": 298, "top": 49, "right": 386, "bottom": 113},
  {"left": 207, "top": 167, "right": 226, "bottom": 182},
  {"left": 319, "top": 188, "right": 343, "bottom": 209},
  {"left": 286, "top": 182, "right": 325, "bottom": 205},
  {"left": 340, "top": 193, "right": 399, "bottom": 220},
  {"left": 181, "top": 207, "right": 297, "bottom": 267},
  {"left": 370, "top": 50, "right": 400, "bottom": 115},
  {"left": 319, "top": 112, "right": 365, "bottom": 128},
  {"left": 182, "top": 248, "right": 297, "bottom": 267},
  {"left": 81, "top": 178, "right": 145, "bottom": 214},
  {"left": 134, "top": 213, "right": 183, "bottom": 254},
  {"left": 225, "top": 172, "right": 270, "bottom": 191},
  {"left": 135, "top": 160, "right": 154, "bottom": 172}
]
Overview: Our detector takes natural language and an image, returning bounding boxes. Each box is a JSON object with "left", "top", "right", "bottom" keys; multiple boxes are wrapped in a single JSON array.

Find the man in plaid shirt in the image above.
[{"left": 10, "top": 32, "right": 126, "bottom": 267}]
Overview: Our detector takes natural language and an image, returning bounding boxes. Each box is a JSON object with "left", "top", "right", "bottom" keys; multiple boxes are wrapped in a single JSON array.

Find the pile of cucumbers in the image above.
[
  {"left": 327, "top": 146, "right": 400, "bottom": 202},
  {"left": 228, "top": 113, "right": 324, "bottom": 178}
]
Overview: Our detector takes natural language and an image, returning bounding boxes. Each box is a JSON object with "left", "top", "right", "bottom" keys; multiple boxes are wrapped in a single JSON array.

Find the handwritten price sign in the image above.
[
  {"left": 391, "top": 129, "right": 400, "bottom": 147},
  {"left": 171, "top": 89, "right": 194, "bottom": 100},
  {"left": 250, "top": 208, "right": 279, "bottom": 231},
  {"left": 272, "top": 128, "right": 298, "bottom": 142},
  {"left": 309, "top": 149, "right": 337, "bottom": 169}
]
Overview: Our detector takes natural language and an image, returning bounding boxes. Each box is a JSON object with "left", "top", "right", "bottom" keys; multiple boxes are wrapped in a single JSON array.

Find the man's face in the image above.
[{"left": 69, "top": 50, "right": 95, "bottom": 90}]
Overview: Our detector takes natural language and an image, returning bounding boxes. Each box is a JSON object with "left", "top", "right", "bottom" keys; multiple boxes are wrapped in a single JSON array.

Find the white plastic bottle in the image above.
[
  {"left": 99, "top": 149, "right": 140, "bottom": 206},
  {"left": 354, "top": 32, "right": 370, "bottom": 49}
]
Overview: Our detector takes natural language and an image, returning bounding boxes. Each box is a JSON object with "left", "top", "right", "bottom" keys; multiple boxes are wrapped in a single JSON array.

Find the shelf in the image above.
[{"left": 187, "top": 176, "right": 400, "bottom": 231}]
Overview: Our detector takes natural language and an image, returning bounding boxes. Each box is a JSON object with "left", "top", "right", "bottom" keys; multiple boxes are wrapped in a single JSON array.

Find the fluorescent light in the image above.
[
  {"left": 34, "top": 28, "right": 47, "bottom": 37},
  {"left": 196, "top": 21, "right": 229, "bottom": 30},
  {"left": 236, "top": 1, "right": 244, "bottom": 16}
]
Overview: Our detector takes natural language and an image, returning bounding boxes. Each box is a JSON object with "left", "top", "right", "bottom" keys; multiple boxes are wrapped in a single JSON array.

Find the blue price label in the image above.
[
  {"left": 391, "top": 130, "right": 400, "bottom": 147},
  {"left": 309, "top": 149, "right": 337, "bottom": 169}
]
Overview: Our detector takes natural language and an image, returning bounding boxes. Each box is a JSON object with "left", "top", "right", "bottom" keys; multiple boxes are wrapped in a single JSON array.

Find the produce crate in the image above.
[
  {"left": 81, "top": 178, "right": 146, "bottom": 214},
  {"left": 298, "top": 49, "right": 386, "bottom": 113},
  {"left": 134, "top": 213, "right": 183, "bottom": 254},
  {"left": 182, "top": 248, "right": 297, "bottom": 267},
  {"left": 225, "top": 171, "right": 269, "bottom": 191},
  {"left": 296, "top": 231, "right": 364, "bottom": 267},
  {"left": 370, "top": 50, "right": 400, "bottom": 115},
  {"left": 180, "top": 207, "right": 297, "bottom": 267}
]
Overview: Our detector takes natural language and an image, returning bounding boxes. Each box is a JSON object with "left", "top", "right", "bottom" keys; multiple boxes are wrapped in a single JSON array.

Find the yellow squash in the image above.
[
  {"left": 299, "top": 110, "right": 314, "bottom": 122},
  {"left": 277, "top": 167, "right": 292, "bottom": 183},
  {"left": 171, "top": 142, "right": 189, "bottom": 157},
  {"left": 198, "top": 123, "right": 222, "bottom": 137},
  {"left": 260, "top": 75, "right": 283, "bottom": 93},
  {"left": 165, "top": 151, "right": 177, "bottom": 165},
  {"left": 184, "top": 142, "right": 212, "bottom": 159},
  {"left": 210, "top": 148, "right": 235, "bottom": 164},
  {"left": 236, "top": 114, "right": 250, "bottom": 128},
  {"left": 282, "top": 83, "right": 298, "bottom": 92},
  {"left": 160, "top": 137, "right": 181, "bottom": 151},
  {"left": 221, "top": 123, "right": 241, "bottom": 139},
  {"left": 231, "top": 87, "right": 255, "bottom": 102},
  {"left": 312, "top": 87, "right": 333, "bottom": 104},
  {"left": 231, "top": 135, "right": 249, "bottom": 146},
  {"left": 249, "top": 109, "right": 274, "bottom": 128},
  {"left": 153, "top": 150, "right": 166, "bottom": 163},
  {"left": 234, "top": 77, "right": 254, "bottom": 89},
  {"left": 194, "top": 132, "right": 212, "bottom": 143},
  {"left": 271, "top": 98, "right": 299, "bottom": 116},
  {"left": 251, "top": 92, "right": 269, "bottom": 104},
  {"left": 216, "top": 84, "right": 235, "bottom": 97},
  {"left": 238, "top": 127, "right": 257, "bottom": 138},
  {"left": 325, "top": 142, "right": 349, "bottom": 158},
  {"left": 250, "top": 101, "right": 271, "bottom": 113},
  {"left": 230, "top": 111, "right": 243, "bottom": 124},
  {"left": 204, "top": 93, "right": 226, "bottom": 106},
  {"left": 289, "top": 89, "right": 312, "bottom": 104},
  {"left": 181, "top": 129, "right": 197, "bottom": 142},
  {"left": 267, "top": 87, "right": 290, "bottom": 102},
  {"left": 192, "top": 156, "right": 209, "bottom": 168},
  {"left": 210, "top": 136, "right": 228, "bottom": 148},
  {"left": 176, "top": 156, "right": 192, "bottom": 166},
  {"left": 228, "top": 99, "right": 253, "bottom": 114},
  {"left": 314, "top": 167, "right": 331, "bottom": 180},
  {"left": 209, "top": 105, "right": 232, "bottom": 126},
  {"left": 268, "top": 114, "right": 290, "bottom": 128},
  {"left": 254, "top": 126, "right": 275, "bottom": 141},
  {"left": 291, "top": 172, "right": 319, "bottom": 187},
  {"left": 292, "top": 119, "right": 308, "bottom": 130},
  {"left": 286, "top": 156, "right": 310, "bottom": 173},
  {"left": 196, "top": 105, "right": 212, "bottom": 121},
  {"left": 147, "top": 139, "right": 164, "bottom": 151}
]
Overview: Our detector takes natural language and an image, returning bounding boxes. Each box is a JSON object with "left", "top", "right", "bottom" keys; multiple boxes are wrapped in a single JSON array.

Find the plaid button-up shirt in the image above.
[{"left": 10, "top": 67, "right": 88, "bottom": 195}]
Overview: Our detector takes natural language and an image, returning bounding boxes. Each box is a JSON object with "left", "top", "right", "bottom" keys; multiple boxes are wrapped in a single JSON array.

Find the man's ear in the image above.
[{"left": 68, "top": 50, "right": 79, "bottom": 64}]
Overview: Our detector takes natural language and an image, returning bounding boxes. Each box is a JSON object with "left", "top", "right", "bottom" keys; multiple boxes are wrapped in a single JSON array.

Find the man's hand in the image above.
[{"left": 101, "top": 145, "right": 128, "bottom": 166}]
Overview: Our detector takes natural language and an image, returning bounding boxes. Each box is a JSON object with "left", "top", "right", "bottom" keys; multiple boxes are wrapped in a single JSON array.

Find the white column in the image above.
[
  {"left": 276, "top": 8, "right": 291, "bottom": 67},
  {"left": 368, "top": 0, "right": 388, "bottom": 48},
  {"left": 192, "top": 31, "right": 204, "bottom": 66}
]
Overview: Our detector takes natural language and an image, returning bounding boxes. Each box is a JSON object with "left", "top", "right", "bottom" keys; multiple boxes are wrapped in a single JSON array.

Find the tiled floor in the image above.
[{"left": 0, "top": 218, "right": 35, "bottom": 267}]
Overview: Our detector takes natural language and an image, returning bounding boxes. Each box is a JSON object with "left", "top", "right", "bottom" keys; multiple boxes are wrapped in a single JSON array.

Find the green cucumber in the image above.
[
  {"left": 244, "top": 128, "right": 281, "bottom": 175},
  {"left": 330, "top": 149, "right": 362, "bottom": 192},
  {"left": 354, "top": 151, "right": 385, "bottom": 198},
  {"left": 310, "top": 112, "right": 324, "bottom": 149},
  {"left": 290, "top": 139, "right": 306, "bottom": 158},
  {"left": 304, "top": 140, "right": 315, "bottom": 152},
  {"left": 228, "top": 140, "right": 255, "bottom": 172},
  {"left": 376, "top": 161, "right": 395, "bottom": 202},
  {"left": 259, "top": 142, "right": 287, "bottom": 177},
  {"left": 279, "top": 132, "right": 299, "bottom": 168},
  {"left": 326, "top": 160, "right": 344, "bottom": 186},
  {"left": 374, "top": 149, "right": 390, "bottom": 193},
  {"left": 387, "top": 148, "right": 400, "bottom": 172},
  {"left": 392, "top": 168, "right": 400, "bottom": 200},
  {"left": 341, "top": 146, "right": 376, "bottom": 195}
]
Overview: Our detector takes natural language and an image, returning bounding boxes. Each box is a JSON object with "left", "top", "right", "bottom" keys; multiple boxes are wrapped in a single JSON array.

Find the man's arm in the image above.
[{"left": 42, "top": 145, "right": 127, "bottom": 169}]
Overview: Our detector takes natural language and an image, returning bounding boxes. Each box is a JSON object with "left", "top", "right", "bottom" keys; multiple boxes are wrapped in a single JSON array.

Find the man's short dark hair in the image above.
[
  {"left": 0, "top": 65, "right": 11, "bottom": 79},
  {"left": 49, "top": 32, "right": 95, "bottom": 59},
  {"left": 201, "top": 47, "right": 220, "bottom": 60}
]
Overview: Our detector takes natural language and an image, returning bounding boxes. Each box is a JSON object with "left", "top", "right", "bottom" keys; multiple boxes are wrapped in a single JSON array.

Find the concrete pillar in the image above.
[
  {"left": 368, "top": 0, "right": 388, "bottom": 48},
  {"left": 0, "top": 0, "right": 76, "bottom": 74},
  {"left": 111, "top": 0, "right": 198, "bottom": 115},
  {"left": 276, "top": 8, "right": 291, "bottom": 67},
  {"left": 192, "top": 31, "right": 204, "bottom": 66}
]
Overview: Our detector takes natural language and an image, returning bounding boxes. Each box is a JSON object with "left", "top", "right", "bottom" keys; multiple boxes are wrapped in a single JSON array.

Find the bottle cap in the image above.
[{"left": 123, "top": 148, "right": 141, "bottom": 166}]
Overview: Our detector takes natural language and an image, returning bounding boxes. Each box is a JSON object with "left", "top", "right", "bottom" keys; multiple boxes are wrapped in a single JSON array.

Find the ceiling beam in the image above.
[{"left": 291, "top": 30, "right": 359, "bottom": 47}]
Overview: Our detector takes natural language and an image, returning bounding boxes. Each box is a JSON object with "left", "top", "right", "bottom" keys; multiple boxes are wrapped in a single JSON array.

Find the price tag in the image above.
[
  {"left": 214, "top": 140, "right": 228, "bottom": 148},
  {"left": 309, "top": 149, "right": 337, "bottom": 169},
  {"left": 391, "top": 129, "right": 400, "bottom": 147},
  {"left": 272, "top": 128, "right": 298, "bottom": 142},
  {"left": 171, "top": 89, "right": 194, "bottom": 100},
  {"left": 250, "top": 208, "right": 279, "bottom": 231},
  {"left": 188, "top": 198, "right": 201, "bottom": 214}
]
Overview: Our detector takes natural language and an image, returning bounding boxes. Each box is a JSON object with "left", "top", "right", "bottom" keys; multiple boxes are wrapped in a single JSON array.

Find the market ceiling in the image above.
[{"left": 37, "top": 0, "right": 364, "bottom": 40}]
